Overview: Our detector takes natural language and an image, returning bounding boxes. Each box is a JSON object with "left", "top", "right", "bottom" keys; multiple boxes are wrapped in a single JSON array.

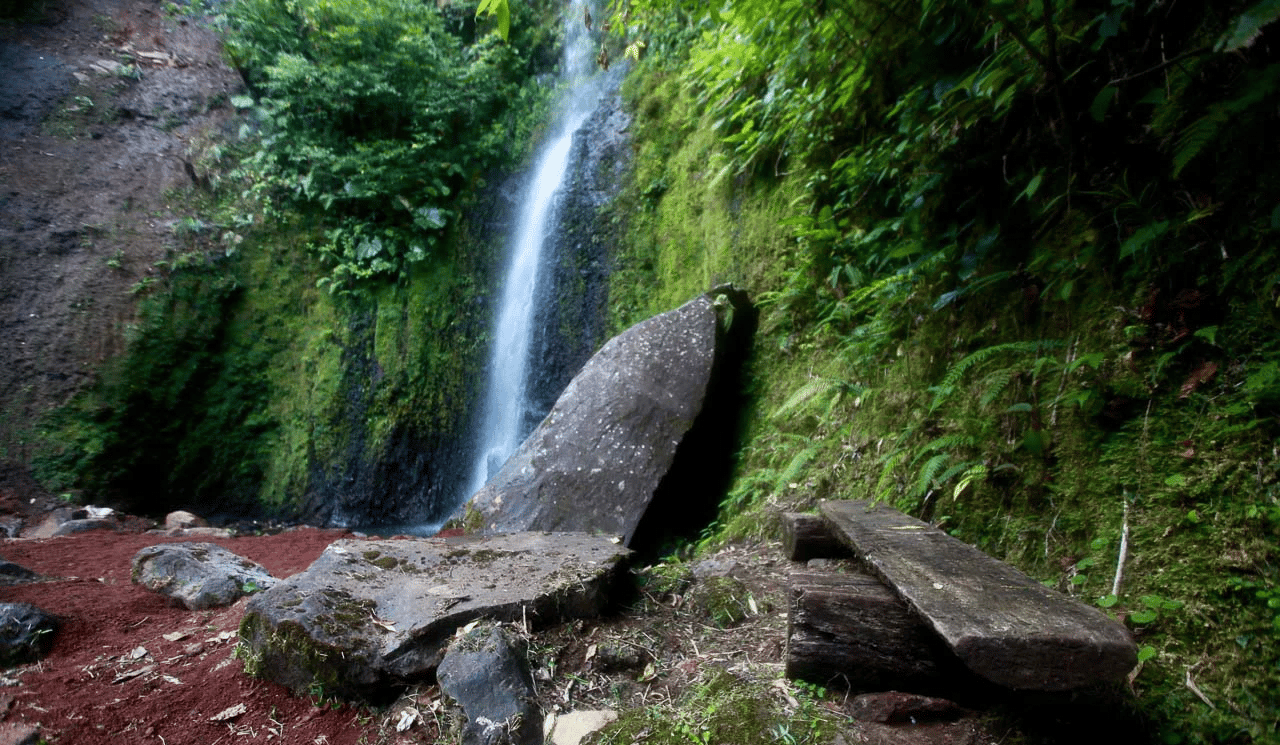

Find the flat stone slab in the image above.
[
  {"left": 819, "top": 500, "right": 1137, "bottom": 691},
  {"left": 239, "top": 532, "right": 630, "bottom": 700}
]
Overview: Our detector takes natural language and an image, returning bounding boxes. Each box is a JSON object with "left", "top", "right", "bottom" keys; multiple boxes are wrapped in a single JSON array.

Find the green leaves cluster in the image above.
[{"left": 224, "top": 0, "right": 555, "bottom": 289}]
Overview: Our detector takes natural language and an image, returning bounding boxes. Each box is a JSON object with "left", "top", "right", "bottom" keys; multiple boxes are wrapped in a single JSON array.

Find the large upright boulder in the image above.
[
  {"left": 454, "top": 288, "right": 753, "bottom": 546},
  {"left": 238, "top": 532, "right": 630, "bottom": 701}
]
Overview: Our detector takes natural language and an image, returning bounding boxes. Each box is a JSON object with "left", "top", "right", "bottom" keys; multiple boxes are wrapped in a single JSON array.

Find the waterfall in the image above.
[{"left": 464, "top": 1, "right": 604, "bottom": 499}]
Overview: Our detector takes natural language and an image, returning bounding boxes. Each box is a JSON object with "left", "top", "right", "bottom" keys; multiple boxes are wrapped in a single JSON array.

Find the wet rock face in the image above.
[
  {"left": 527, "top": 67, "right": 631, "bottom": 421},
  {"left": 455, "top": 289, "right": 753, "bottom": 547},
  {"left": 238, "top": 532, "right": 630, "bottom": 702},
  {"left": 131, "top": 542, "right": 277, "bottom": 610}
]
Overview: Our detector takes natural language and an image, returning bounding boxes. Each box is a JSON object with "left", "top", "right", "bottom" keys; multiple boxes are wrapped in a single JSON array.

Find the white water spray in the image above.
[{"left": 465, "top": 2, "right": 603, "bottom": 498}]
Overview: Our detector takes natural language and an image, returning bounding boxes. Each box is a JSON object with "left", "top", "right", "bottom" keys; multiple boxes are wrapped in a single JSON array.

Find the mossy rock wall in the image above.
[{"left": 33, "top": 210, "right": 495, "bottom": 524}]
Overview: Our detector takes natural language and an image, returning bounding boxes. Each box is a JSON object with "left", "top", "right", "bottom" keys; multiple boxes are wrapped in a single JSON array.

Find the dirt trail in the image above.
[{"left": 0, "top": 525, "right": 386, "bottom": 744}]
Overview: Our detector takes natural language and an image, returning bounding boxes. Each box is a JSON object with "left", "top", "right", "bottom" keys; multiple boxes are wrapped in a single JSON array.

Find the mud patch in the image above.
[{"left": 0, "top": 43, "right": 74, "bottom": 138}]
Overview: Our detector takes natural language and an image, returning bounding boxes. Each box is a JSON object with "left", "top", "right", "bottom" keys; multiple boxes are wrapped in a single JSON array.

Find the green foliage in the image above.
[
  {"left": 612, "top": 0, "right": 1280, "bottom": 739},
  {"left": 476, "top": 0, "right": 511, "bottom": 41},
  {"left": 33, "top": 259, "right": 264, "bottom": 510},
  {"left": 593, "top": 667, "right": 841, "bottom": 745},
  {"left": 224, "top": 0, "right": 557, "bottom": 289}
]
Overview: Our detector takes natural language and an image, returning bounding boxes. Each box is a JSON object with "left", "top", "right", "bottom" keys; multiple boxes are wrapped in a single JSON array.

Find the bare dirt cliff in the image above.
[{"left": 1, "top": 0, "right": 240, "bottom": 482}]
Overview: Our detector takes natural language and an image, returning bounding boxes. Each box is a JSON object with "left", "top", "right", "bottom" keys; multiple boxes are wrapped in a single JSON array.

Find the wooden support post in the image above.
[
  {"left": 786, "top": 570, "right": 979, "bottom": 695},
  {"left": 781, "top": 512, "right": 851, "bottom": 561}
]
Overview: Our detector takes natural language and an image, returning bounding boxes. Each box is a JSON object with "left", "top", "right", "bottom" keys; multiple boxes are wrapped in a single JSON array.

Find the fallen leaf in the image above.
[
  {"left": 210, "top": 703, "right": 247, "bottom": 722},
  {"left": 112, "top": 665, "right": 154, "bottom": 684},
  {"left": 394, "top": 708, "right": 418, "bottom": 732}
]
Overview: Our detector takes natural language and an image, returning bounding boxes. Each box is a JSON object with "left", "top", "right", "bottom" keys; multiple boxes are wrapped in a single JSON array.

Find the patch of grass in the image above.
[{"left": 592, "top": 667, "right": 842, "bottom": 745}]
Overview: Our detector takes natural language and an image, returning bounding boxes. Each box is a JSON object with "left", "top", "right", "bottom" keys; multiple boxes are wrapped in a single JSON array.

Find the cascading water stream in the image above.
[{"left": 464, "top": 1, "right": 603, "bottom": 499}]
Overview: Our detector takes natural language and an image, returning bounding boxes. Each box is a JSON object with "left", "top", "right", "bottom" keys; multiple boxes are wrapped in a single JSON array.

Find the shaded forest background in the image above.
[{"left": 7, "top": 0, "right": 1279, "bottom": 741}]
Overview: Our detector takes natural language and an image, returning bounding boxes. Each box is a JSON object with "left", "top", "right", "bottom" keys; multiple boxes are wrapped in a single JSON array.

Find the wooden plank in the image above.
[
  {"left": 781, "top": 512, "right": 852, "bottom": 561},
  {"left": 786, "top": 570, "right": 982, "bottom": 695},
  {"left": 818, "top": 500, "right": 1137, "bottom": 691}
]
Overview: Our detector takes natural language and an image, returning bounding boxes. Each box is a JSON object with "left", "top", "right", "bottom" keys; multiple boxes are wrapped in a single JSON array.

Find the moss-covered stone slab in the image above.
[
  {"left": 453, "top": 293, "right": 721, "bottom": 546},
  {"left": 238, "top": 532, "right": 630, "bottom": 701},
  {"left": 819, "top": 500, "right": 1137, "bottom": 691}
]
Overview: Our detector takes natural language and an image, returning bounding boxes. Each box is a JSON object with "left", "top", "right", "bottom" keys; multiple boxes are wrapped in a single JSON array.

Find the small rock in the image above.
[
  {"left": 164, "top": 510, "right": 208, "bottom": 530},
  {"left": 52, "top": 518, "right": 118, "bottom": 537},
  {"left": 591, "top": 643, "right": 646, "bottom": 673},
  {"left": 27, "top": 506, "right": 100, "bottom": 538},
  {"left": 0, "top": 722, "right": 42, "bottom": 745},
  {"left": 90, "top": 59, "right": 124, "bottom": 75},
  {"left": 847, "top": 692, "right": 965, "bottom": 724},
  {"left": 0, "top": 519, "right": 23, "bottom": 539},
  {"left": 0, "top": 559, "right": 38, "bottom": 587},
  {"left": 438, "top": 623, "right": 541, "bottom": 745},
  {"left": 0, "top": 603, "right": 59, "bottom": 669},
  {"left": 209, "top": 703, "right": 247, "bottom": 722},
  {"left": 131, "top": 543, "right": 276, "bottom": 610},
  {"left": 544, "top": 709, "right": 618, "bottom": 745},
  {"left": 689, "top": 558, "right": 741, "bottom": 579}
]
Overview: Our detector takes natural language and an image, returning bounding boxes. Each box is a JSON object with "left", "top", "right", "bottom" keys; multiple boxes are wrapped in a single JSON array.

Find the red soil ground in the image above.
[{"left": 0, "top": 526, "right": 405, "bottom": 745}]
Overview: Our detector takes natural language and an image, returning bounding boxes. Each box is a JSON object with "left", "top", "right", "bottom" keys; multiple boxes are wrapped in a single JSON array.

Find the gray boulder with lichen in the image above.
[
  {"left": 452, "top": 288, "right": 753, "bottom": 547},
  {"left": 438, "top": 622, "right": 541, "bottom": 745},
  {"left": 131, "top": 542, "right": 276, "bottom": 610},
  {"left": 0, "top": 602, "right": 59, "bottom": 668}
]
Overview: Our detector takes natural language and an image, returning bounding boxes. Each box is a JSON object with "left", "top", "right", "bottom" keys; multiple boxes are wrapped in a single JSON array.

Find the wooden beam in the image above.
[{"left": 818, "top": 500, "right": 1137, "bottom": 691}]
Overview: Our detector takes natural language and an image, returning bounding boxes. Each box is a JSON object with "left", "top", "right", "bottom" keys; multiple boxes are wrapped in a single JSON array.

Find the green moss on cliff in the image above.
[
  {"left": 33, "top": 208, "right": 485, "bottom": 519},
  {"left": 605, "top": 69, "right": 804, "bottom": 333}
]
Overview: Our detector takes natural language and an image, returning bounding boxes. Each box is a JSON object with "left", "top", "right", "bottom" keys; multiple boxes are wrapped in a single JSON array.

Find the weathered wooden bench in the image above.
[{"left": 784, "top": 500, "right": 1137, "bottom": 692}]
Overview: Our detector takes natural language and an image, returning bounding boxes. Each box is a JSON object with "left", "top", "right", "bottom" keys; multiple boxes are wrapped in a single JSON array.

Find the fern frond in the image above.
[
  {"left": 936, "top": 460, "right": 979, "bottom": 486},
  {"left": 911, "top": 434, "right": 976, "bottom": 465},
  {"left": 979, "top": 367, "right": 1019, "bottom": 406},
  {"left": 775, "top": 446, "right": 819, "bottom": 490},
  {"left": 1173, "top": 109, "right": 1230, "bottom": 178},
  {"left": 914, "top": 453, "right": 951, "bottom": 497},
  {"left": 1174, "top": 64, "right": 1280, "bottom": 177},
  {"left": 953, "top": 463, "right": 989, "bottom": 500},
  {"left": 772, "top": 378, "right": 842, "bottom": 421},
  {"left": 931, "top": 340, "right": 1061, "bottom": 412},
  {"left": 874, "top": 450, "right": 907, "bottom": 501}
]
